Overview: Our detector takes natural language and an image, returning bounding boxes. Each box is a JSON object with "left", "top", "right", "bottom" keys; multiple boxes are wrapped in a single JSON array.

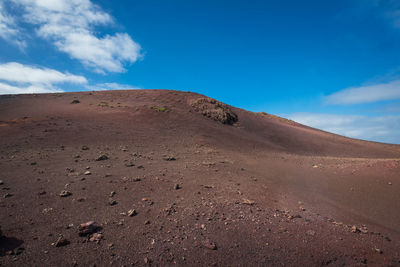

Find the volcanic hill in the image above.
[{"left": 0, "top": 90, "right": 399, "bottom": 266}]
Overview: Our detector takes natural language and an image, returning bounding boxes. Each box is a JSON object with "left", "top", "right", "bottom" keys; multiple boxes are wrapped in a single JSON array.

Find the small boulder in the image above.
[
  {"left": 78, "top": 221, "right": 98, "bottom": 236},
  {"left": 125, "top": 163, "right": 135, "bottom": 167},
  {"left": 96, "top": 155, "right": 109, "bottom": 161}
]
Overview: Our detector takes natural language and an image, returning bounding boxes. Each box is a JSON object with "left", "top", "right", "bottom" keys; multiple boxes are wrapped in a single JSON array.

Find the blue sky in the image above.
[{"left": 1, "top": 0, "right": 400, "bottom": 144}]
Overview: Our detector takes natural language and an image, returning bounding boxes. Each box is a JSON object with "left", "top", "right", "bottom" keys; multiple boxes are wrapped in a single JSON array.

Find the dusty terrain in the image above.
[{"left": 0, "top": 89, "right": 399, "bottom": 266}]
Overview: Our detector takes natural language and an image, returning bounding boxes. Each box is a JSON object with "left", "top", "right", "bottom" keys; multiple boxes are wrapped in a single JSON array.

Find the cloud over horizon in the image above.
[
  {"left": 325, "top": 80, "right": 400, "bottom": 105},
  {"left": 0, "top": 62, "right": 87, "bottom": 94},
  {"left": 85, "top": 82, "right": 140, "bottom": 91},
  {"left": 288, "top": 112, "right": 400, "bottom": 144}
]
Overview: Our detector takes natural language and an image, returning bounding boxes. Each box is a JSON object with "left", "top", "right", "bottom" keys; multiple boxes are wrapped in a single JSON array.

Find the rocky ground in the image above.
[{"left": 0, "top": 90, "right": 399, "bottom": 266}]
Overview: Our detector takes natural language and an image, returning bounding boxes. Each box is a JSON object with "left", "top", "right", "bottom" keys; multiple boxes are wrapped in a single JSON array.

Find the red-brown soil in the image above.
[{"left": 0, "top": 90, "right": 399, "bottom": 266}]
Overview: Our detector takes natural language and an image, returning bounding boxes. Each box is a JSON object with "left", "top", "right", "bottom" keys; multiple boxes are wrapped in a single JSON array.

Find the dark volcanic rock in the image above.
[
  {"left": 191, "top": 97, "right": 238, "bottom": 125},
  {"left": 96, "top": 154, "right": 109, "bottom": 161}
]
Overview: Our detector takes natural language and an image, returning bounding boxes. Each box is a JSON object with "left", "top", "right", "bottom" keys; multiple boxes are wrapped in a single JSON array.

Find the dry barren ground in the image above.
[{"left": 0, "top": 90, "right": 399, "bottom": 266}]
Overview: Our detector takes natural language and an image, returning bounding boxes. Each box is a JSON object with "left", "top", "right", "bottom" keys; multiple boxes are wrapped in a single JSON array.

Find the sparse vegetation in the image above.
[
  {"left": 98, "top": 101, "right": 109, "bottom": 107},
  {"left": 150, "top": 106, "right": 170, "bottom": 112},
  {"left": 257, "top": 112, "right": 298, "bottom": 125}
]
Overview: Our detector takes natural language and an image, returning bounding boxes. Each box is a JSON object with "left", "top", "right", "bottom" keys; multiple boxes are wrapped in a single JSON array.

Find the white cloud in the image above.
[
  {"left": 325, "top": 80, "right": 400, "bottom": 105},
  {"left": 0, "top": 1, "right": 26, "bottom": 49},
  {"left": 0, "top": 62, "right": 87, "bottom": 84},
  {"left": 0, "top": 62, "right": 87, "bottom": 95},
  {"left": 11, "top": 0, "right": 141, "bottom": 73},
  {"left": 288, "top": 112, "right": 400, "bottom": 144},
  {"left": 85, "top": 82, "right": 140, "bottom": 91},
  {"left": 0, "top": 82, "right": 62, "bottom": 94}
]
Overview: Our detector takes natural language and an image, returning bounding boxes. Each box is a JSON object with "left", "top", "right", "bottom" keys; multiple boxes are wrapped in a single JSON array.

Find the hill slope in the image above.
[{"left": 1, "top": 90, "right": 399, "bottom": 266}]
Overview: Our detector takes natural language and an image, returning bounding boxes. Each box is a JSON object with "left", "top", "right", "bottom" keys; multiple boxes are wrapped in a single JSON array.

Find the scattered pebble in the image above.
[
  {"left": 84, "top": 171, "right": 91, "bottom": 175},
  {"left": 242, "top": 198, "right": 255, "bottom": 205},
  {"left": 0, "top": 180, "right": 3, "bottom": 185},
  {"left": 173, "top": 184, "right": 181, "bottom": 190},
  {"left": 96, "top": 154, "right": 109, "bottom": 161},
  {"left": 42, "top": 208, "right": 53, "bottom": 214},
  {"left": 128, "top": 209, "right": 137, "bottom": 217},
  {"left": 59, "top": 190, "right": 72, "bottom": 197},
  {"left": 81, "top": 146, "right": 89, "bottom": 150},
  {"left": 89, "top": 233, "right": 103, "bottom": 243},
  {"left": 351, "top": 225, "right": 360, "bottom": 233},
  {"left": 202, "top": 239, "right": 217, "bottom": 250},
  {"left": 360, "top": 226, "right": 368, "bottom": 234},
  {"left": 54, "top": 236, "right": 70, "bottom": 247},
  {"left": 306, "top": 230, "right": 316, "bottom": 236},
  {"left": 108, "top": 199, "right": 118, "bottom": 206}
]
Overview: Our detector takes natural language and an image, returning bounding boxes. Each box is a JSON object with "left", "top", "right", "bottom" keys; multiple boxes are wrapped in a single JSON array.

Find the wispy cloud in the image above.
[
  {"left": 85, "top": 82, "right": 140, "bottom": 91},
  {"left": 0, "top": 62, "right": 87, "bottom": 95},
  {"left": 288, "top": 112, "right": 400, "bottom": 144},
  {"left": 325, "top": 80, "right": 400, "bottom": 105},
  {"left": 10, "top": 0, "right": 141, "bottom": 73},
  {"left": 0, "top": 1, "right": 26, "bottom": 49},
  {"left": 380, "top": 0, "right": 400, "bottom": 29}
]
